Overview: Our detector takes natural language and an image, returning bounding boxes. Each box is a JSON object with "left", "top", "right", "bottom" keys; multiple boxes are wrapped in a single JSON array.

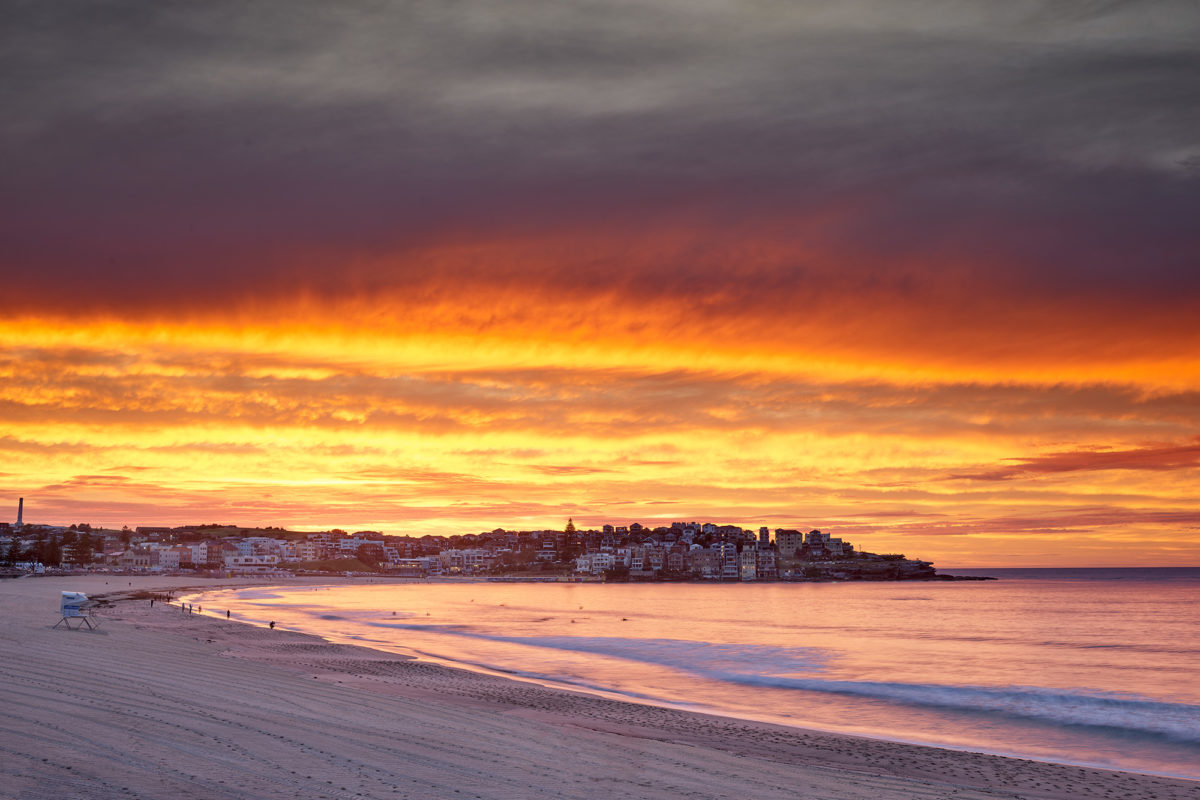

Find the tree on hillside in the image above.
[
  {"left": 70, "top": 533, "right": 95, "bottom": 565},
  {"left": 30, "top": 532, "right": 46, "bottom": 563},
  {"left": 44, "top": 534, "right": 63, "bottom": 567},
  {"left": 498, "top": 549, "right": 536, "bottom": 571},
  {"left": 5, "top": 537, "right": 22, "bottom": 565}
]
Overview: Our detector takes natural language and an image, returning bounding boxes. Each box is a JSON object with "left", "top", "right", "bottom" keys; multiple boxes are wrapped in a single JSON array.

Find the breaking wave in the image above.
[
  {"left": 725, "top": 676, "right": 1200, "bottom": 743},
  {"left": 362, "top": 622, "right": 1200, "bottom": 743}
]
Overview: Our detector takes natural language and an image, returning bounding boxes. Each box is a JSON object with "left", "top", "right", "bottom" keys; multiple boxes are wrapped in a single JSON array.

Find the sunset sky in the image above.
[{"left": 3, "top": 2, "right": 1198, "bottom": 566}]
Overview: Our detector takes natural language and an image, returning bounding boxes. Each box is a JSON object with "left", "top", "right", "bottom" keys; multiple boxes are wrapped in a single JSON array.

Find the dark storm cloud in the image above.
[{"left": 2, "top": 0, "right": 1198, "bottom": 309}]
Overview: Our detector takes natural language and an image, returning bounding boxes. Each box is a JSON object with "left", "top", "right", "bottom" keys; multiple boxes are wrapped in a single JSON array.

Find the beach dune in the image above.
[{"left": 1, "top": 576, "right": 1196, "bottom": 800}]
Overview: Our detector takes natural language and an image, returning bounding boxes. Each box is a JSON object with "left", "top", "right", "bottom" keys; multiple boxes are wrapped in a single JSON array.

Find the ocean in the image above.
[{"left": 189, "top": 568, "right": 1200, "bottom": 779}]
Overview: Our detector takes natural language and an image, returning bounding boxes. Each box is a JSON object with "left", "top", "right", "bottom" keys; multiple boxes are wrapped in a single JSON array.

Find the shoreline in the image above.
[
  {"left": 3, "top": 575, "right": 1197, "bottom": 800},
  {"left": 182, "top": 578, "right": 1197, "bottom": 783},
  {"left": 3, "top": 568, "right": 997, "bottom": 583}
]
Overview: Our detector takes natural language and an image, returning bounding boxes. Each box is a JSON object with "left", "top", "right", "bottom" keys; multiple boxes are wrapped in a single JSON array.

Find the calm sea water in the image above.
[{"left": 190, "top": 568, "right": 1200, "bottom": 779}]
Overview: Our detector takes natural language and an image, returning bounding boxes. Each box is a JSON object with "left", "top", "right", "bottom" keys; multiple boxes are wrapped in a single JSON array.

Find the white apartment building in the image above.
[
  {"left": 440, "top": 548, "right": 496, "bottom": 572},
  {"left": 224, "top": 553, "right": 281, "bottom": 573},
  {"left": 574, "top": 552, "right": 615, "bottom": 575}
]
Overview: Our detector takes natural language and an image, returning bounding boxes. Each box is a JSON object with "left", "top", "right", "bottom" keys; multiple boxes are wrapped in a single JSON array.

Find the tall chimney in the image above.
[{"left": 16, "top": 497, "right": 23, "bottom": 527}]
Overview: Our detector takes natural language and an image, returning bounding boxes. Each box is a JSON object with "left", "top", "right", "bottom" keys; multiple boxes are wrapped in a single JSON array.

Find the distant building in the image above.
[
  {"left": 775, "top": 529, "right": 804, "bottom": 558},
  {"left": 575, "top": 552, "right": 615, "bottom": 575},
  {"left": 225, "top": 554, "right": 281, "bottom": 573},
  {"left": 116, "top": 547, "right": 157, "bottom": 570},
  {"left": 755, "top": 548, "right": 777, "bottom": 580},
  {"left": 739, "top": 548, "right": 757, "bottom": 581},
  {"left": 801, "top": 530, "right": 853, "bottom": 559},
  {"left": 536, "top": 539, "right": 557, "bottom": 561},
  {"left": 393, "top": 556, "right": 442, "bottom": 577},
  {"left": 440, "top": 548, "right": 497, "bottom": 573},
  {"left": 687, "top": 547, "right": 719, "bottom": 578},
  {"left": 711, "top": 542, "right": 740, "bottom": 580}
]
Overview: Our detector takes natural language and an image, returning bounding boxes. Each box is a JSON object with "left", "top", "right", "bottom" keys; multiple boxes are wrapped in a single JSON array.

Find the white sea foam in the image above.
[
  {"left": 725, "top": 675, "right": 1200, "bottom": 742},
  {"left": 361, "top": 622, "right": 1200, "bottom": 742}
]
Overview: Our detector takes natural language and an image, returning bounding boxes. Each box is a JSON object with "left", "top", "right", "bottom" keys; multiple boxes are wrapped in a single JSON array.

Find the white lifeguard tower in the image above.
[{"left": 53, "top": 591, "right": 100, "bottom": 630}]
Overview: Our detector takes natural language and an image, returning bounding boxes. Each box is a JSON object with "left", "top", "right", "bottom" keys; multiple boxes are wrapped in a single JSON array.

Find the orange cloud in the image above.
[
  {"left": 948, "top": 439, "right": 1200, "bottom": 481},
  {"left": 3, "top": 342, "right": 1197, "bottom": 567}
]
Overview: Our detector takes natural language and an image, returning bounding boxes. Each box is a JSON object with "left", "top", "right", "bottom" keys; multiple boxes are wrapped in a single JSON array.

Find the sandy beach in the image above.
[{"left": 2, "top": 576, "right": 1197, "bottom": 800}]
